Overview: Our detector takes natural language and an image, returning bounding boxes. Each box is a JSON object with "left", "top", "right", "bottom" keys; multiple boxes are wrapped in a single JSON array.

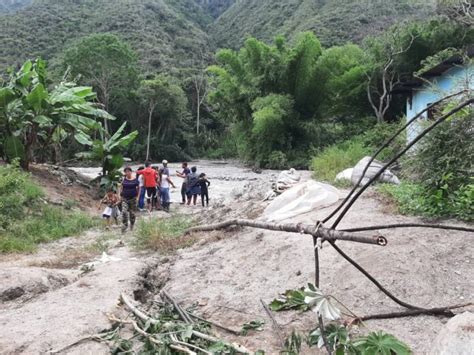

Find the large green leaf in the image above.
[
  {"left": 74, "top": 131, "right": 93, "bottom": 146},
  {"left": 33, "top": 115, "right": 52, "bottom": 127},
  {"left": 49, "top": 86, "right": 95, "bottom": 105},
  {"left": 26, "top": 83, "right": 48, "bottom": 113},
  {"left": 0, "top": 88, "right": 16, "bottom": 109},
  {"left": 3, "top": 136, "right": 25, "bottom": 161},
  {"left": 352, "top": 331, "right": 411, "bottom": 355}
]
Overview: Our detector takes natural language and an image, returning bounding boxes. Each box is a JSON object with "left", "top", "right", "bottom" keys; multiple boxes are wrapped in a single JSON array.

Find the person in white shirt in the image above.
[
  {"left": 137, "top": 166, "right": 146, "bottom": 211},
  {"left": 160, "top": 170, "right": 176, "bottom": 212}
]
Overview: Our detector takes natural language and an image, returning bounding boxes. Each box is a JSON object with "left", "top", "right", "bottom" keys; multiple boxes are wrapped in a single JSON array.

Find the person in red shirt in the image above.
[{"left": 137, "top": 161, "right": 159, "bottom": 212}]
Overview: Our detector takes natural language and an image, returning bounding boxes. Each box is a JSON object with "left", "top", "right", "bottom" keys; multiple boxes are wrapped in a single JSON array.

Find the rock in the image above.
[
  {"left": 431, "top": 312, "right": 474, "bottom": 355},
  {"left": 351, "top": 156, "right": 400, "bottom": 186},
  {"left": 263, "top": 180, "right": 339, "bottom": 221},
  {"left": 335, "top": 168, "right": 353, "bottom": 182}
]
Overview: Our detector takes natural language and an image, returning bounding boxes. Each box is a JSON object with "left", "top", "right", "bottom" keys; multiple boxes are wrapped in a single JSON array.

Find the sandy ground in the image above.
[{"left": 0, "top": 160, "right": 472, "bottom": 354}]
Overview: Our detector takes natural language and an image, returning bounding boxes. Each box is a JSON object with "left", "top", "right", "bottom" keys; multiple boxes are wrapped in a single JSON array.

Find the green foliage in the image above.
[
  {"left": 240, "top": 320, "right": 265, "bottom": 336},
  {"left": 209, "top": 33, "right": 372, "bottom": 168},
  {"left": 0, "top": 164, "right": 97, "bottom": 253},
  {"left": 381, "top": 104, "right": 473, "bottom": 221},
  {"left": 0, "top": 58, "right": 111, "bottom": 169},
  {"left": 0, "top": 0, "right": 213, "bottom": 73},
  {"left": 272, "top": 284, "right": 411, "bottom": 354},
  {"left": 311, "top": 138, "right": 369, "bottom": 182},
  {"left": 311, "top": 122, "right": 405, "bottom": 182},
  {"left": 352, "top": 331, "right": 411, "bottom": 355},
  {"left": 212, "top": 0, "right": 435, "bottom": 49},
  {"left": 62, "top": 33, "right": 138, "bottom": 114},
  {"left": 134, "top": 215, "right": 195, "bottom": 252},
  {"left": 76, "top": 122, "right": 138, "bottom": 190}
]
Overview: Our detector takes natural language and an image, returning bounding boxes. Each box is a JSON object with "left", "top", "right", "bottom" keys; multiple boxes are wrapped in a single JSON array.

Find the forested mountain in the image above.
[
  {"left": 212, "top": 0, "right": 437, "bottom": 48},
  {"left": 0, "top": 0, "right": 439, "bottom": 74},
  {"left": 0, "top": 0, "right": 213, "bottom": 73},
  {"left": 0, "top": 0, "right": 31, "bottom": 13}
]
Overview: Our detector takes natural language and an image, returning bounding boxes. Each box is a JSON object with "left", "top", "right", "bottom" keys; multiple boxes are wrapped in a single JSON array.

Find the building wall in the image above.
[{"left": 406, "top": 64, "right": 473, "bottom": 142}]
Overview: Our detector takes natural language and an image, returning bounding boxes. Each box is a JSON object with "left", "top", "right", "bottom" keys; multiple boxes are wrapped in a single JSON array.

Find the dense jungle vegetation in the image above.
[{"left": 0, "top": 0, "right": 473, "bottom": 220}]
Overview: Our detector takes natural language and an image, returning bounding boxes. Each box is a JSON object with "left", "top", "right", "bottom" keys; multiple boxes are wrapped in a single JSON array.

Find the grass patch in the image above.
[
  {"left": 311, "top": 138, "right": 369, "bottom": 182},
  {"left": 0, "top": 207, "right": 99, "bottom": 253},
  {"left": 0, "top": 164, "right": 99, "bottom": 253},
  {"left": 134, "top": 215, "right": 195, "bottom": 253}
]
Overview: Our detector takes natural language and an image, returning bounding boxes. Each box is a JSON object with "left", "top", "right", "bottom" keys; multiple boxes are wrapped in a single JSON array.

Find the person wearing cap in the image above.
[
  {"left": 118, "top": 166, "right": 140, "bottom": 233},
  {"left": 160, "top": 159, "right": 170, "bottom": 176}
]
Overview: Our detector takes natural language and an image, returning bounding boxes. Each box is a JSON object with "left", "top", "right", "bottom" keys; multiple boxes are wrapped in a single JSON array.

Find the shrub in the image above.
[
  {"left": 267, "top": 151, "right": 288, "bottom": 169},
  {"left": 311, "top": 138, "right": 370, "bottom": 182},
  {"left": 134, "top": 215, "right": 195, "bottom": 252},
  {"left": 390, "top": 105, "right": 474, "bottom": 220},
  {"left": 379, "top": 180, "right": 473, "bottom": 222}
]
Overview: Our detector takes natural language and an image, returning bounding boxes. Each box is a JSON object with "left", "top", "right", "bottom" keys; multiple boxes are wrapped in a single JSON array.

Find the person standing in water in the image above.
[
  {"left": 119, "top": 167, "right": 140, "bottom": 233},
  {"left": 176, "top": 162, "right": 190, "bottom": 204}
]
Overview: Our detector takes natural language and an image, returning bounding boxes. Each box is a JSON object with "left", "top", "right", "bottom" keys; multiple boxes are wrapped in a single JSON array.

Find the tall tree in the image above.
[{"left": 62, "top": 33, "right": 138, "bottom": 133}]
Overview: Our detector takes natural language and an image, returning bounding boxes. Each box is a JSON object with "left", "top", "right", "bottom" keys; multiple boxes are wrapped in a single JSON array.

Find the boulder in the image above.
[
  {"left": 335, "top": 168, "right": 353, "bottom": 182},
  {"left": 351, "top": 156, "right": 400, "bottom": 186},
  {"left": 263, "top": 180, "right": 339, "bottom": 221},
  {"left": 431, "top": 312, "right": 474, "bottom": 355}
]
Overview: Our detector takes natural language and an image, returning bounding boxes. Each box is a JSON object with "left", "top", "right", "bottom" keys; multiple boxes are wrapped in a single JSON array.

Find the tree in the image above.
[
  {"left": 315, "top": 44, "right": 369, "bottom": 119},
  {"left": 62, "top": 33, "right": 138, "bottom": 133},
  {"left": 0, "top": 58, "right": 113, "bottom": 170},
  {"left": 365, "top": 26, "right": 416, "bottom": 123},
  {"left": 136, "top": 75, "right": 190, "bottom": 160}
]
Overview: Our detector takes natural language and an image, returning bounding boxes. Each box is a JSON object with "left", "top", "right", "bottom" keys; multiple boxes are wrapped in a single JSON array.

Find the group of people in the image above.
[{"left": 99, "top": 160, "right": 210, "bottom": 233}]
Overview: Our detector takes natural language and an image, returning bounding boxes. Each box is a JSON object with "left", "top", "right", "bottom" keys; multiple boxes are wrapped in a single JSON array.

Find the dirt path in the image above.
[{"left": 0, "top": 160, "right": 472, "bottom": 354}]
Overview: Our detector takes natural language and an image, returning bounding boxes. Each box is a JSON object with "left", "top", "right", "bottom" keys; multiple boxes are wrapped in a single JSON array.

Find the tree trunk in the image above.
[{"left": 146, "top": 105, "right": 154, "bottom": 161}]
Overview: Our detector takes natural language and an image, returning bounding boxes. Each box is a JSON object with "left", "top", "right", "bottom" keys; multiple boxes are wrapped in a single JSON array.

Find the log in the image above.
[{"left": 185, "top": 219, "right": 387, "bottom": 246}]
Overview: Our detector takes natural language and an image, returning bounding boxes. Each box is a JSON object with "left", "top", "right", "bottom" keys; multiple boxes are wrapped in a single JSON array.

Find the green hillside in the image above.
[
  {"left": 0, "top": 0, "right": 213, "bottom": 73},
  {"left": 211, "top": 0, "right": 437, "bottom": 49}
]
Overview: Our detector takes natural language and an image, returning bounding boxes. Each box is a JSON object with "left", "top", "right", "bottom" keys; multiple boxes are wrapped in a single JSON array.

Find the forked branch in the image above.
[{"left": 185, "top": 219, "right": 388, "bottom": 246}]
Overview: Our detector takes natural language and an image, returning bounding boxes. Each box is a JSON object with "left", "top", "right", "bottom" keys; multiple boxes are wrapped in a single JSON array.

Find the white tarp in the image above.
[
  {"left": 274, "top": 168, "right": 301, "bottom": 193},
  {"left": 263, "top": 180, "right": 339, "bottom": 221},
  {"left": 351, "top": 156, "right": 400, "bottom": 186}
]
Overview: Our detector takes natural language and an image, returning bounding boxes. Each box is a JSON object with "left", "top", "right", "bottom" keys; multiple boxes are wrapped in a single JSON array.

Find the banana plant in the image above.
[
  {"left": 0, "top": 58, "right": 114, "bottom": 169},
  {"left": 76, "top": 122, "right": 138, "bottom": 190}
]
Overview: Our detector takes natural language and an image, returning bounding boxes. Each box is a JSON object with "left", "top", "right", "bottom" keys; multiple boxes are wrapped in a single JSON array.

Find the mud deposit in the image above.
[{"left": 0, "top": 160, "right": 472, "bottom": 354}]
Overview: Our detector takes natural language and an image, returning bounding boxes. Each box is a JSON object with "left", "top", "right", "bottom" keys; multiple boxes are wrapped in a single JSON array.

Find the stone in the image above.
[
  {"left": 431, "top": 312, "right": 474, "bottom": 355},
  {"left": 351, "top": 156, "right": 400, "bottom": 186}
]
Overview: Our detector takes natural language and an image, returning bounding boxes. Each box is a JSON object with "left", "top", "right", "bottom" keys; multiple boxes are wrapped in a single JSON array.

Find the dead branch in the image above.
[
  {"left": 186, "top": 312, "right": 241, "bottom": 336},
  {"left": 185, "top": 219, "right": 388, "bottom": 246},
  {"left": 121, "top": 293, "right": 251, "bottom": 354},
  {"left": 260, "top": 299, "right": 285, "bottom": 348},
  {"left": 357, "top": 302, "right": 473, "bottom": 321},
  {"left": 161, "top": 289, "right": 193, "bottom": 324},
  {"left": 342, "top": 223, "right": 474, "bottom": 233}
]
